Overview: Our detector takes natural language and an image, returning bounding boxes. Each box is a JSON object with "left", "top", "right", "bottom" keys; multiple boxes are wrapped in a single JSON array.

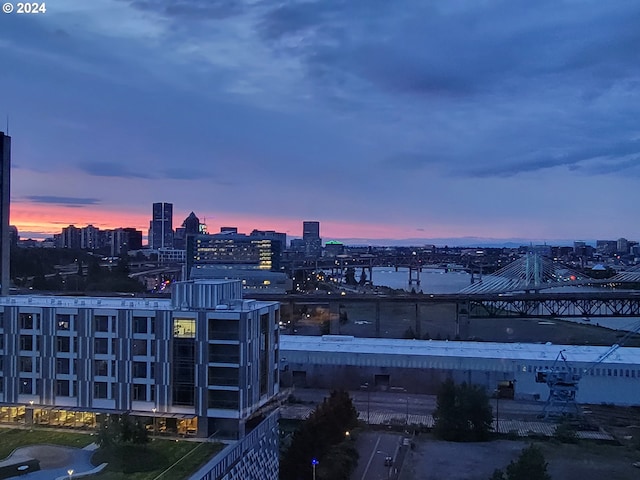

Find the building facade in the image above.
[
  {"left": 186, "top": 233, "right": 283, "bottom": 274},
  {"left": 0, "top": 132, "right": 9, "bottom": 296},
  {"left": 281, "top": 335, "right": 640, "bottom": 406},
  {"left": 0, "top": 279, "right": 280, "bottom": 440},
  {"left": 150, "top": 202, "right": 174, "bottom": 250},
  {"left": 302, "top": 221, "right": 322, "bottom": 258}
]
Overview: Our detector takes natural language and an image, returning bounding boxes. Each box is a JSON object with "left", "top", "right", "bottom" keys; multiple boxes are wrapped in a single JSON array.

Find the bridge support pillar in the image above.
[{"left": 455, "top": 301, "right": 470, "bottom": 340}]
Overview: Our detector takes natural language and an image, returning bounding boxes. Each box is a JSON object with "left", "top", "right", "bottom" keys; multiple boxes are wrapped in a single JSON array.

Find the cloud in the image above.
[
  {"left": 124, "top": 0, "right": 245, "bottom": 20},
  {"left": 78, "top": 162, "right": 153, "bottom": 179},
  {"left": 23, "top": 196, "right": 102, "bottom": 206}
]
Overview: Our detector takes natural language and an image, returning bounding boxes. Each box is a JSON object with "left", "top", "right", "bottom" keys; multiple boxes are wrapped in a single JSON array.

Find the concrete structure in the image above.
[
  {"left": 280, "top": 335, "right": 640, "bottom": 405},
  {"left": 0, "top": 132, "right": 9, "bottom": 296},
  {"left": 0, "top": 279, "right": 280, "bottom": 440},
  {"left": 149, "top": 202, "right": 174, "bottom": 250}
]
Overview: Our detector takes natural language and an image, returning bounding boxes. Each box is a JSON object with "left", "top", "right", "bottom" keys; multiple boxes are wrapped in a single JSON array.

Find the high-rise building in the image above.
[
  {"left": 58, "top": 225, "right": 81, "bottom": 249},
  {"left": 80, "top": 225, "right": 100, "bottom": 250},
  {"left": 0, "top": 132, "right": 10, "bottom": 296},
  {"left": 617, "top": 238, "right": 629, "bottom": 255},
  {"left": 149, "top": 202, "right": 173, "bottom": 250},
  {"left": 174, "top": 212, "right": 200, "bottom": 250},
  {"left": 302, "top": 221, "right": 322, "bottom": 257}
]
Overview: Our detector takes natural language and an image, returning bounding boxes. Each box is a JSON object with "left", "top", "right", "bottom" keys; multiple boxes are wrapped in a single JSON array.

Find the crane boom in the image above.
[{"left": 537, "top": 320, "right": 640, "bottom": 419}]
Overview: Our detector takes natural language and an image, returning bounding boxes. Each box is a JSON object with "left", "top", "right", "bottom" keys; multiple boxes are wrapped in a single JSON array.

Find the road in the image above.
[{"left": 350, "top": 432, "right": 404, "bottom": 480}]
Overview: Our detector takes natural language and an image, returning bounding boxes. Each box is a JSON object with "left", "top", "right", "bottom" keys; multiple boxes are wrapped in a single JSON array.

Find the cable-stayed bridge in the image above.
[{"left": 460, "top": 253, "right": 639, "bottom": 294}]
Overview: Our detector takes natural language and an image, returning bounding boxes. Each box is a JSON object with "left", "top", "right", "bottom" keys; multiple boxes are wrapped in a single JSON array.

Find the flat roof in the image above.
[
  {"left": 0, "top": 295, "right": 173, "bottom": 310},
  {"left": 280, "top": 335, "right": 640, "bottom": 365}
]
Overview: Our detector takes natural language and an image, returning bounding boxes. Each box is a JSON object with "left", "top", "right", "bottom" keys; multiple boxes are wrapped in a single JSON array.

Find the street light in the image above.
[
  {"left": 28, "top": 401, "right": 34, "bottom": 431},
  {"left": 311, "top": 458, "right": 319, "bottom": 480},
  {"left": 151, "top": 408, "right": 157, "bottom": 437},
  {"left": 67, "top": 469, "right": 74, "bottom": 480},
  {"left": 494, "top": 389, "right": 500, "bottom": 435}
]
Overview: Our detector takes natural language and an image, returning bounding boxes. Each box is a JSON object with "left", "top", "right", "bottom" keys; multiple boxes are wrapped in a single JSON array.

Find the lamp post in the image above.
[
  {"left": 29, "top": 400, "right": 34, "bottom": 431},
  {"left": 67, "top": 469, "right": 74, "bottom": 480},
  {"left": 311, "top": 458, "right": 318, "bottom": 480},
  {"left": 494, "top": 389, "right": 500, "bottom": 435},
  {"left": 151, "top": 407, "right": 157, "bottom": 437}
]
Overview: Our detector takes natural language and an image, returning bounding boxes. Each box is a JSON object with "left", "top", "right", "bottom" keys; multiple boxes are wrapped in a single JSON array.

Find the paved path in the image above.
[{"left": 4, "top": 444, "right": 98, "bottom": 480}]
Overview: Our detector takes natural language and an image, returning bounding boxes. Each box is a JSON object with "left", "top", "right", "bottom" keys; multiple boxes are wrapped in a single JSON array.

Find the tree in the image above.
[
  {"left": 433, "top": 379, "right": 493, "bottom": 442},
  {"left": 280, "top": 390, "right": 358, "bottom": 480},
  {"left": 505, "top": 444, "right": 551, "bottom": 480},
  {"left": 489, "top": 469, "right": 506, "bottom": 480}
]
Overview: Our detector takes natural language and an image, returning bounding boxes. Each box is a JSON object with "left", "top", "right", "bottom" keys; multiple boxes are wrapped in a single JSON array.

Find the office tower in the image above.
[
  {"left": 174, "top": 212, "right": 200, "bottom": 250},
  {"left": 149, "top": 202, "right": 173, "bottom": 249},
  {"left": 0, "top": 132, "right": 9, "bottom": 296},
  {"left": 302, "top": 221, "right": 322, "bottom": 257}
]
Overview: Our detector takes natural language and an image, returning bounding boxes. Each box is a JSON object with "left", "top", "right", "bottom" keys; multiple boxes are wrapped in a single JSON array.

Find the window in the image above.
[
  {"left": 208, "top": 319, "right": 239, "bottom": 341},
  {"left": 19, "top": 378, "right": 33, "bottom": 394},
  {"left": 56, "top": 379, "right": 70, "bottom": 396},
  {"left": 95, "top": 315, "right": 110, "bottom": 332},
  {"left": 208, "top": 390, "right": 238, "bottom": 410},
  {"left": 56, "top": 314, "right": 71, "bottom": 331},
  {"left": 57, "top": 358, "right": 70, "bottom": 375},
  {"left": 95, "top": 338, "right": 108, "bottom": 354},
  {"left": 133, "top": 362, "right": 147, "bottom": 378},
  {"left": 20, "top": 313, "right": 35, "bottom": 330},
  {"left": 133, "top": 316, "right": 148, "bottom": 334},
  {"left": 132, "top": 383, "right": 147, "bottom": 401},
  {"left": 94, "top": 360, "right": 108, "bottom": 376},
  {"left": 174, "top": 318, "right": 196, "bottom": 338},
  {"left": 19, "top": 356, "right": 33, "bottom": 372},
  {"left": 208, "top": 344, "right": 240, "bottom": 364},
  {"left": 0, "top": 333, "right": 3, "bottom": 350},
  {"left": 94, "top": 382, "right": 108, "bottom": 399},
  {"left": 20, "top": 335, "right": 33, "bottom": 351},
  {"left": 57, "top": 336, "right": 71, "bottom": 353},
  {"left": 132, "top": 340, "right": 147, "bottom": 356}
]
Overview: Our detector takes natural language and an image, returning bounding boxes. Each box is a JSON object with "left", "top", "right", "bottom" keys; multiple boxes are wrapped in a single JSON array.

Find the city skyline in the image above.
[{"left": 2, "top": 1, "right": 640, "bottom": 242}]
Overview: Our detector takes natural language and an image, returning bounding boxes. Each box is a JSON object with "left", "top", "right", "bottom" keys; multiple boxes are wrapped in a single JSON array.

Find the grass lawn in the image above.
[
  {"left": 0, "top": 428, "right": 94, "bottom": 459},
  {"left": 91, "top": 439, "right": 223, "bottom": 480}
]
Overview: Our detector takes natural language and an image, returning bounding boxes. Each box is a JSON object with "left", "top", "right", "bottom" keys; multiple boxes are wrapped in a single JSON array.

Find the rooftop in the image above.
[{"left": 280, "top": 335, "right": 640, "bottom": 365}]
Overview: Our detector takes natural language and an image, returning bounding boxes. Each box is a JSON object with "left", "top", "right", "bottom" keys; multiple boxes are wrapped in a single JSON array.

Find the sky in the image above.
[{"left": 1, "top": 0, "right": 640, "bottom": 245}]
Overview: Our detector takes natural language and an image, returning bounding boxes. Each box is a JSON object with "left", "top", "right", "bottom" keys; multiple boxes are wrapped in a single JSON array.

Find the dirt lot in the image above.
[{"left": 400, "top": 437, "right": 640, "bottom": 480}]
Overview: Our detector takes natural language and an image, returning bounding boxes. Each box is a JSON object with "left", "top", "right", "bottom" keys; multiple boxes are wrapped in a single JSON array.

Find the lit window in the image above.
[{"left": 174, "top": 318, "right": 196, "bottom": 338}]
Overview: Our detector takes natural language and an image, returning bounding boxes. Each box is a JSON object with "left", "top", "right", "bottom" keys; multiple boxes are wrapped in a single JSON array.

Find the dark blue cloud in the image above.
[{"left": 23, "top": 195, "right": 101, "bottom": 206}]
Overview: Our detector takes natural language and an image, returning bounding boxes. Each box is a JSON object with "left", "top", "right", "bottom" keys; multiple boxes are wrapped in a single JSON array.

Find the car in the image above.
[{"left": 384, "top": 456, "right": 393, "bottom": 466}]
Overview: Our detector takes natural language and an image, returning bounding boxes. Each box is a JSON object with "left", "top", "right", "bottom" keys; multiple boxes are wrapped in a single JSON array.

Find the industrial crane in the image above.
[{"left": 536, "top": 321, "right": 640, "bottom": 419}]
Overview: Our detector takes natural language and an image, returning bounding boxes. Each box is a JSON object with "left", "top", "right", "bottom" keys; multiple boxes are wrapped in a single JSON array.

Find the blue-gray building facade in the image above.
[{"left": 0, "top": 279, "right": 280, "bottom": 440}]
